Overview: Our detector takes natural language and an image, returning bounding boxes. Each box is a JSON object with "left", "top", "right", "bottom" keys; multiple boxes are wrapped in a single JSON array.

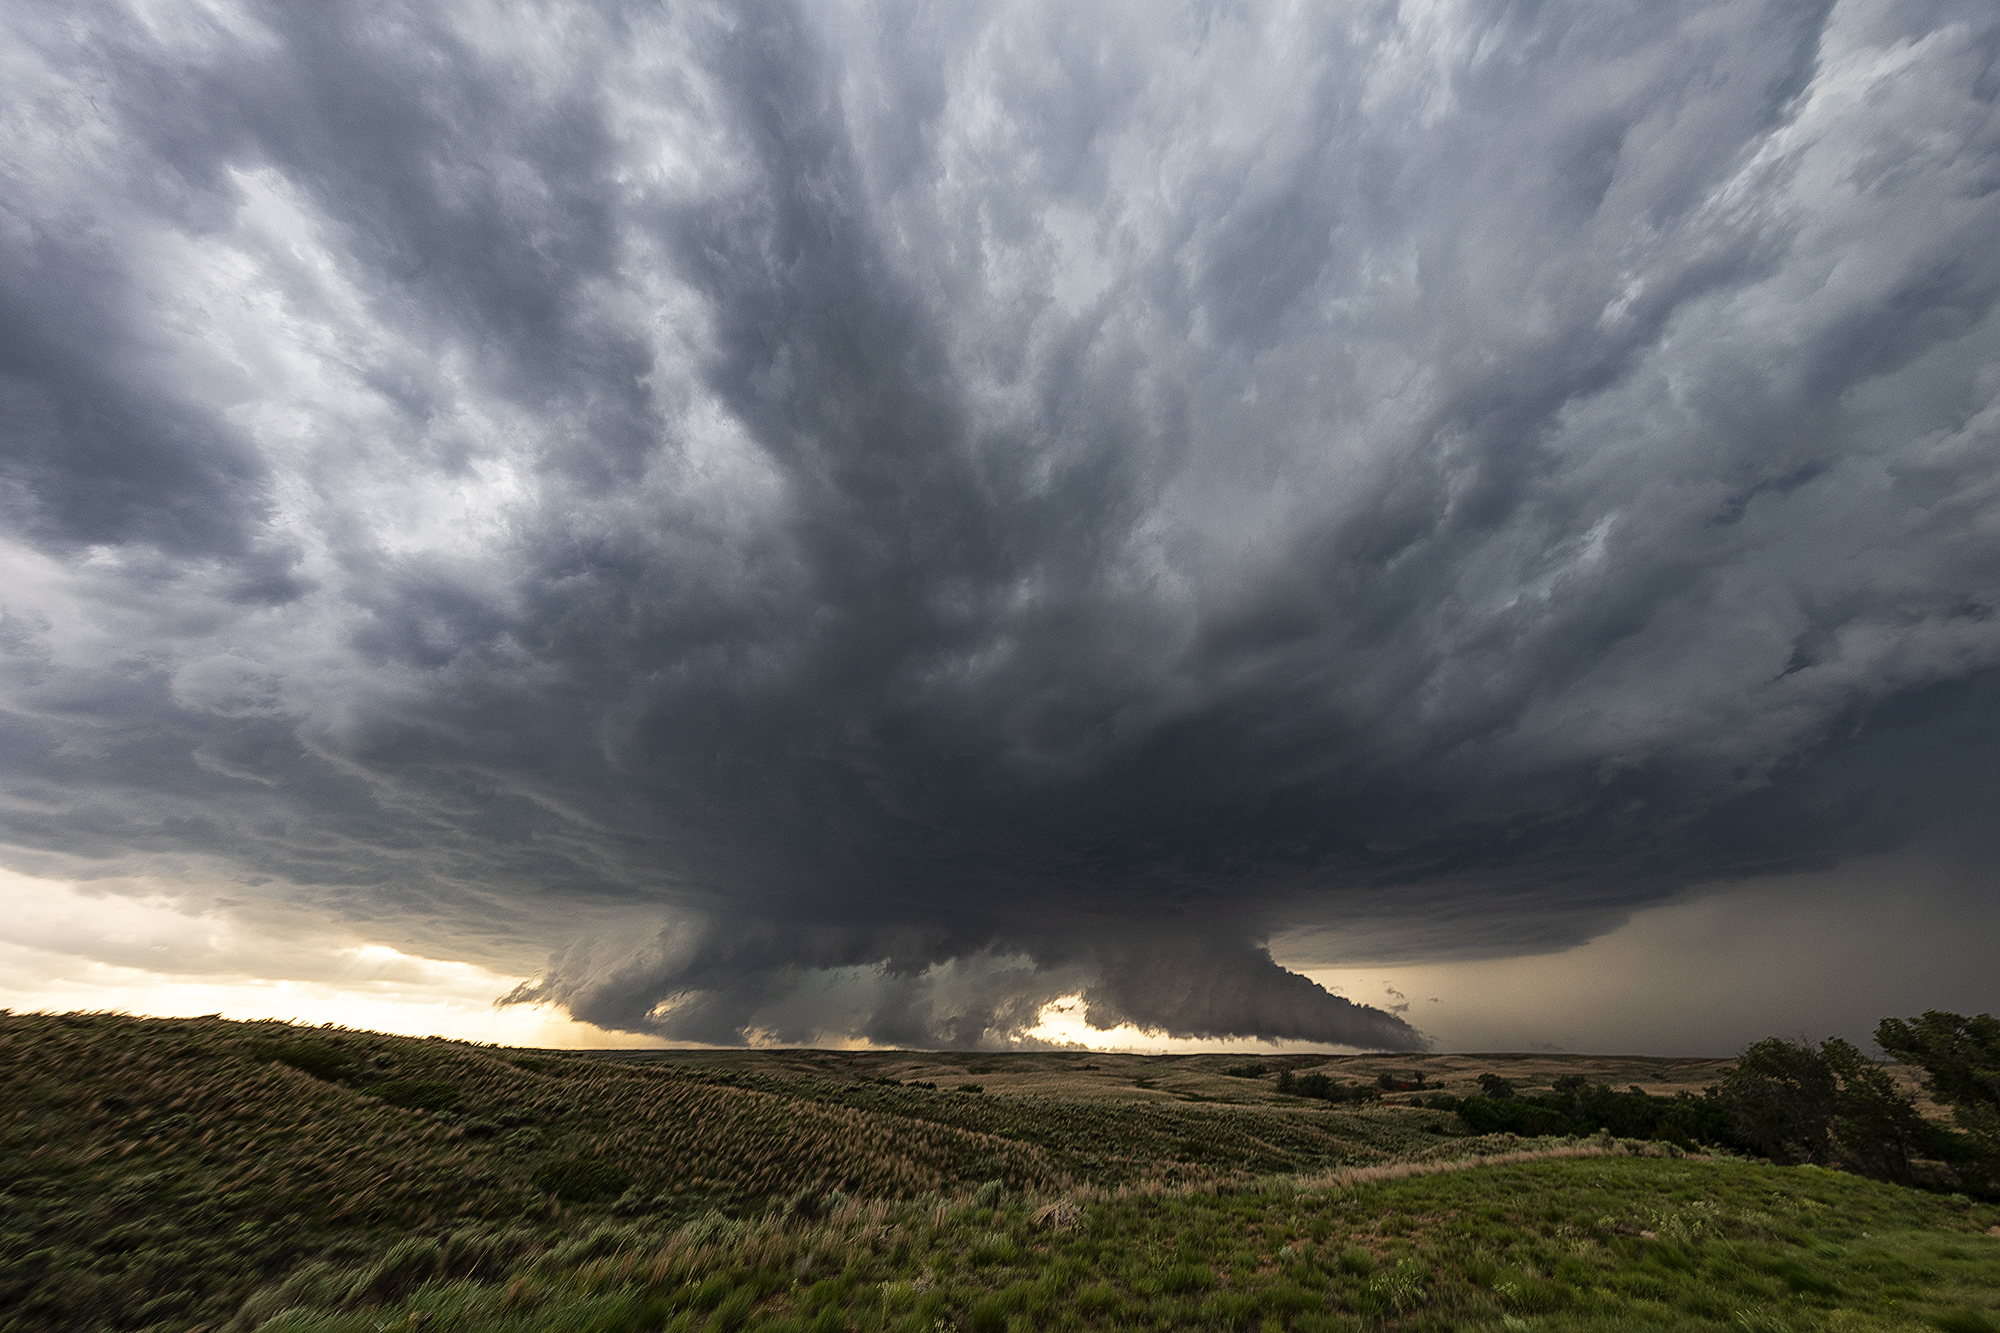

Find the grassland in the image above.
[{"left": 4, "top": 1012, "right": 1996, "bottom": 1332}]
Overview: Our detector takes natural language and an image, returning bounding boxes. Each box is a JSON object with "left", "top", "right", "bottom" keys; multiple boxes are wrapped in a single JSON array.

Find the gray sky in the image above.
[{"left": 2, "top": 0, "right": 1997, "bottom": 1052}]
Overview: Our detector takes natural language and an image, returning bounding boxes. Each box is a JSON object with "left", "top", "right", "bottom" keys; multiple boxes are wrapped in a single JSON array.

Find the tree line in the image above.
[{"left": 1408, "top": 1011, "right": 1998, "bottom": 1196}]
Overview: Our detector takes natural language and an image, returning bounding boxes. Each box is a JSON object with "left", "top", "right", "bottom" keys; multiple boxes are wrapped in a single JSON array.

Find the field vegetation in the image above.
[{"left": 3, "top": 1011, "right": 1997, "bottom": 1332}]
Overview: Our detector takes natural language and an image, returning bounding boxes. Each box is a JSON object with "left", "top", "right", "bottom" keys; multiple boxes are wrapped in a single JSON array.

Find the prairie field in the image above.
[{"left": 3, "top": 1012, "right": 1995, "bottom": 1333}]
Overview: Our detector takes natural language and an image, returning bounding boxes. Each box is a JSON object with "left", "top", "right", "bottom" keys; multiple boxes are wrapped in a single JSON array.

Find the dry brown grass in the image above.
[
  {"left": 601, "top": 1046, "right": 1747, "bottom": 1106},
  {"left": 0, "top": 1011, "right": 1067, "bottom": 1229}
]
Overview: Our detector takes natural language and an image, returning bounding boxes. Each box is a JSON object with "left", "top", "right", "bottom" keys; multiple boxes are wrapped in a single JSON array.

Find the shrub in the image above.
[
  {"left": 1456, "top": 1095, "right": 1576, "bottom": 1137},
  {"left": 1277, "top": 1069, "right": 1380, "bottom": 1103},
  {"left": 1221, "top": 1063, "right": 1269, "bottom": 1079},
  {"left": 956, "top": 1083, "right": 986, "bottom": 1094}
]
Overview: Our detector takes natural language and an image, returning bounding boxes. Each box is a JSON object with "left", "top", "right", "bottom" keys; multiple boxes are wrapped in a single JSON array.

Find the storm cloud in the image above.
[{"left": 2, "top": 0, "right": 1998, "bottom": 1048}]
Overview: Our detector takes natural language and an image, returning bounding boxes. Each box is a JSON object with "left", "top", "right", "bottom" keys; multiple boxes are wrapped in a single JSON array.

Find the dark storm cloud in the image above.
[{"left": 2, "top": 0, "right": 1998, "bottom": 1047}]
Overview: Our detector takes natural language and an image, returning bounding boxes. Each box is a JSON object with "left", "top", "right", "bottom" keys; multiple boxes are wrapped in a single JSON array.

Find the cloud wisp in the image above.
[{"left": 2, "top": 1, "right": 1997, "bottom": 1048}]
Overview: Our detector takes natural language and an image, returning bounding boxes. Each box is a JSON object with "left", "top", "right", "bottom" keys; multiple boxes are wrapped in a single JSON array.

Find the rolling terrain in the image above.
[{"left": 3, "top": 1012, "right": 1994, "bottom": 1332}]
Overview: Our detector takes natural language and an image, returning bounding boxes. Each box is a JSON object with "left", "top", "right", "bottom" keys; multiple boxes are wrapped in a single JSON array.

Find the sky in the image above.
[{"left": 2, "top": 0, "right": 1997, "bottom": 1056}]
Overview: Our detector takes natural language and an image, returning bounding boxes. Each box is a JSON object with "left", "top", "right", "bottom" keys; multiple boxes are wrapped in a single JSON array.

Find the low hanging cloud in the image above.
[
  {"left": 2, "top": 0, "right": 1997, "bottom": 1049},
  {"left": 508, "top": 923, "right": 1416, "bottom": 1049}
]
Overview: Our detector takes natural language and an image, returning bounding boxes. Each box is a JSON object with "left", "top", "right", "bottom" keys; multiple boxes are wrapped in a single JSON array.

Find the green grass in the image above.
[
  {"left": 6, "top": 1013, "right": 1998, "bottom": 1332},
  {"left": 215, "top": 1155, "right": 1999, "bottom": 1332}
]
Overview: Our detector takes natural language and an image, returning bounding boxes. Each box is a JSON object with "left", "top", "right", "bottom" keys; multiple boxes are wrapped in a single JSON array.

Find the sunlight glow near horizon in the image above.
[
  {"left": 0, "top": 940, "right": 666, "bottom": 1048},
  {"left": 1016, "top": 995, "right": 1369, "bottom": 1055},
  {"left": 7, "top": 855, "right": 1992, "bottom": 1056},
  {"left": 1, "top": 864, "right": 1364, "bottom": 1053},
  {"left": 0, "top": 866, "right": 664, "bottom": 1048}
]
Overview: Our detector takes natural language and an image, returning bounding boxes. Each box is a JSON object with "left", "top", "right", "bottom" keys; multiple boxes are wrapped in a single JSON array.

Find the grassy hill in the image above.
[{"left": 4, "top": 1012, "right": 1996, "bottom": 1332}]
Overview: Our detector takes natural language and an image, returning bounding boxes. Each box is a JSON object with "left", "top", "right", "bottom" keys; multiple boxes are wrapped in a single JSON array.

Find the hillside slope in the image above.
[
  {"left": 7, "top": 1013, "right": 1996, "bottom": 1333},
  {"left": 0, "top": 1013, "right": 1458, "bottom": 1331}
]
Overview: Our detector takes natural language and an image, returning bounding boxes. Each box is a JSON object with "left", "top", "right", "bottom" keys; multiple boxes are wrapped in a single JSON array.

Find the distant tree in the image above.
[
  {"left": 1717, "top": 1035, "right": 1935, "bottom": 1186},
  {"left": 1275, "top": 1067, "right": 1379, "bottom": 1104},
  {"left": 1875, "top": 1010, "right": 2000, "bottom": 1192},
  {"left": 1820, "top": 1039, "right": 1930, "bottom": 1186},
  {"left": 1717, "top": 1037, "right": 1844, "bottom": 1166},
  {"left": 1476, "top": 1073, "right": 1516, "bottom": 1100},
  {"left": 1294, "top": 1072, "right": 1336, "bottom": 1100},
  {"left": 1875, "top": 1011, "right": 2000, "bottom": 1144}
]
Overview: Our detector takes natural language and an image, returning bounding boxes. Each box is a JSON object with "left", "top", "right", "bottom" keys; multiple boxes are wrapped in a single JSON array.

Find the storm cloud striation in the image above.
[{"left": 2, "top": 1, "right": 1998, "bottom": 1048}]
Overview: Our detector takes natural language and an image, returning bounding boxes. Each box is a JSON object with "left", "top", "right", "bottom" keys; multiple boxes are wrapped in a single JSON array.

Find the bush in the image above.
[
  {"left": 1276, "top": 1069, "right": 1380, "bottom": 1103},
  {"left": 1442, "top": 1073, "right": 1737, "bottom": 1147},
  {"left": 1221, "top": 1063, "right": 1269, "bottom": 1079},
  {"left": 1455, "top": 1095, "right": 1578, "bottom": 1137}
]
